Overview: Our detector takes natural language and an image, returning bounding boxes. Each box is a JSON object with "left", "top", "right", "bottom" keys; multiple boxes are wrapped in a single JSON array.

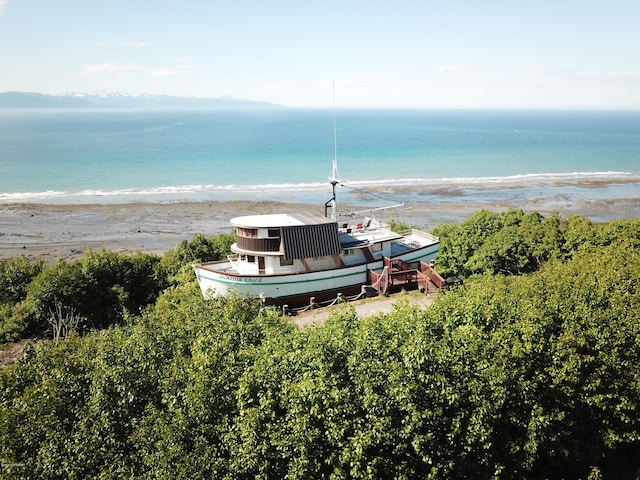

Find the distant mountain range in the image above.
[{"left": 0, "top": 91, "right": 280, "bottom": 109}]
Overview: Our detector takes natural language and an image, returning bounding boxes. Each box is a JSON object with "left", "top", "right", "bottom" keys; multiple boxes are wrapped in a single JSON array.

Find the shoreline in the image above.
[
  {"left": 2, "top": 173, "right": 639, "bottom": 205},
  {"left": 2, "top": 191, "right": 640, "bottom": 261}
]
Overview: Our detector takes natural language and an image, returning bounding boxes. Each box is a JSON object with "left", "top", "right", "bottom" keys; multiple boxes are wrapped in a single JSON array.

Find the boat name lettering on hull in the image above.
[{"left": 219, "top": 274, "right": 262, "bottom": 283}]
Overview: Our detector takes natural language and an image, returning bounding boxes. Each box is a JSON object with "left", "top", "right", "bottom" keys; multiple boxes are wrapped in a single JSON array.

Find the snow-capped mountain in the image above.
[{"left": 0, "top": 91, "right": 279, "bottom": 108}]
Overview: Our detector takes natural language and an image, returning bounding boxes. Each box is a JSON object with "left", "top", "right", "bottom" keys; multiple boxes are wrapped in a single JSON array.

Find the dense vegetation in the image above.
[
  {"left": 433, "top": 209, "right": 640, "bottom": 277},
  {"left": 0, "top": 232, "right": 234, "bottom": 344},
  {"left": 1, "top": 211, "right": 639, "bottom": 479}
]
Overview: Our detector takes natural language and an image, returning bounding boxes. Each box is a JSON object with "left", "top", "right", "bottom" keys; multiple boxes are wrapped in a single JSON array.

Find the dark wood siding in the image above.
[
  {"left": 235, "top": 236, "right": 281, "bottom": 253},
  {"left": 282, "top": 223, "right": 341, "bottom": 260}
]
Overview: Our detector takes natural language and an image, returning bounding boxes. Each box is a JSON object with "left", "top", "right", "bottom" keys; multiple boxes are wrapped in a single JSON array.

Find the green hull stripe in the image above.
[
  {"left": 196, "top": 245, "right": 439, "bottom": 287},
  {"left": 197, "top": 268, "right": 364, "bottom": 287}
]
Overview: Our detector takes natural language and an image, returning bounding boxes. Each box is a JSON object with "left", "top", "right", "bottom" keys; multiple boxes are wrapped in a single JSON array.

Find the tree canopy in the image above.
[
  {"left": 1, "top": 212, "right": 639, "bottom": 478},
  {"left": 432, "top": 208, "right": 640, "bottom": 278}
]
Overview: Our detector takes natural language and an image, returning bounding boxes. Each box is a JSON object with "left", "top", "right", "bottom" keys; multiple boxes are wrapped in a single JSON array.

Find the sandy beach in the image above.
[{"left": 2, "top": 181, "right": 640, "bottom": 262}]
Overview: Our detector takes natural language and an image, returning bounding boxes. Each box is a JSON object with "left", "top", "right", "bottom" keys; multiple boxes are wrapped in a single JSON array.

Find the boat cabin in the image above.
[{"left": 229, "top": 212, "right": 401, "bottom": 275}]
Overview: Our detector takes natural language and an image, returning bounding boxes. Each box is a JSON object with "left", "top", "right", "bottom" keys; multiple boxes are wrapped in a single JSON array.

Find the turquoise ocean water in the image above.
[{"left": 1, "top": 108, "right": 639, "bottom": 212}]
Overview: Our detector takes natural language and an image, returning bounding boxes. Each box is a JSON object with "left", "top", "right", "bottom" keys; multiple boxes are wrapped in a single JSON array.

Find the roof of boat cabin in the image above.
[{"left": 231, "top": 212, "right": 335, "bottom": 229}]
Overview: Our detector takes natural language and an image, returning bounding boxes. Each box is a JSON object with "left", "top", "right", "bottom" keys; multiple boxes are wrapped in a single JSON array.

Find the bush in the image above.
[
  {"left": 3, "top": 250, "right": 168, "bottom": 340},
  {"left": 160, "top": 232, "right": 235, "bottom": 280},
  {"left": 432, "top": 210, "right": 640, "bottom": 279},
  {"left": 0, "top": 256, "right": 45, "bottom": 305}
]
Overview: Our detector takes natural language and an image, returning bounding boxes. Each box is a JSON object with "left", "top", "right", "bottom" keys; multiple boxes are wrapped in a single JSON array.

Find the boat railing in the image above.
[
  {"left": 410, "top": 229, "right": 439, "bottom": 243},
  {"left": 420, "top": 261, "right": 445, "bottom": 289}
]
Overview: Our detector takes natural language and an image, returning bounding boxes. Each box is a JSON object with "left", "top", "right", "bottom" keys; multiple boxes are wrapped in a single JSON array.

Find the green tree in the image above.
[
  {"left": 0, "top": 256, "right": 46, "bottom": 343},
  {"left": 0, "top": 334, "right": 98, "bottom": 478},
  {"left": 5, "top": 250, "right": 167, "bottom": 340},
  {"left": 131, "top": 290, "right": 288, "bottom": 479},
  {"left": 463, "top": 211, "right": 563, "bottom": 276},
  {"left": 559, "top": 214, "right": 597, "bottom": 257},
  {"left": 432, "top": 209, "right": 506, "bottom": 277},
  {"left": 0, "top": 256, "right": 45, "bottom": 305},
  {"left": 428, "top": 239, "right": 640, "bottom": 477},
  {"left": 232, "top": 305, "right": 361, "bottom": 478},
  {"left": 20, "top": 260, "right": 88, "bottom": 337},
  {"left": 596, "top": 218, "right": 640, "bottom": 247}
]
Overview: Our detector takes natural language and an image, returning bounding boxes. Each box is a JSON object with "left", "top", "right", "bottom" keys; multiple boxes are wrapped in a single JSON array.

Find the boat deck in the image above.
[
  {"left": 390, "top": 238, "right": 425, "bottom": 256},
  {"left": 390, "top": 231, "right": 438, "bottom": 256}
]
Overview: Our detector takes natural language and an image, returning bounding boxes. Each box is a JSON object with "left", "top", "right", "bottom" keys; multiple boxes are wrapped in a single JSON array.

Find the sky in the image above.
[{"left": 1, "top": 0, "right": 639, "bottom": 109}]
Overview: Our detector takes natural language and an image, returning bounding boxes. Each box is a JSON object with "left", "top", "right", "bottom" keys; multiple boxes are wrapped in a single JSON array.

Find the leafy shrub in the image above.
[
  {"left": 0, "top": 256, "right": 45, "bottom": 305},
  {"left": 3, "top": 250, "right": 167, "bottom": 340},
  {"left": 432, "top": 209, "right": 640, "bottom": 279},
  {"left": 160, "top": 232, "right": 235, "bottom": 281}
]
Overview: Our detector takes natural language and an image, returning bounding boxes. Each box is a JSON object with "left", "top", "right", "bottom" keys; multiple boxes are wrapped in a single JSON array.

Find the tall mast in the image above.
[{"left": 325, "top": 81, "right": 339, "bottom": 220}]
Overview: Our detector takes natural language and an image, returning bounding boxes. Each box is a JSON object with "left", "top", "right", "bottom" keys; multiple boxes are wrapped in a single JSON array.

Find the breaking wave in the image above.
[{"left": 1, "top": 171, "right": 638, "bottom": 204}]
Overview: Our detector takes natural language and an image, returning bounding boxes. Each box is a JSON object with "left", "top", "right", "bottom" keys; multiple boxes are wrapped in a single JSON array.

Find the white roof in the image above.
[{"left": 231, "top": 212, "right": 333, "bottom": 229}]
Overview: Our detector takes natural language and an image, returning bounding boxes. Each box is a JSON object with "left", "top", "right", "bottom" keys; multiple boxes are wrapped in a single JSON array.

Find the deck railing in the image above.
[{"left": 369, "top": 258, "right": 445, "bottom": 295}]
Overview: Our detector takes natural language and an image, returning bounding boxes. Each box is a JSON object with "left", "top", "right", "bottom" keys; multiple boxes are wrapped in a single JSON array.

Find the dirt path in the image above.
[
  {"left": 292, "top": 292, "right": 436, "bottom": 327},
  {"left": 0, "top": 340, "right": 34, "bottom": 369}
]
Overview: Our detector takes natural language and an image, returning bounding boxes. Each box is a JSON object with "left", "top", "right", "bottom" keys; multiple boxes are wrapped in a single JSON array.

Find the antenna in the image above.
[
  {"left": 325, "top": 81, "right": 340, "bottom": 221},
  {"left": 331, "top": 81, "right": 339, "bottom": 183}
]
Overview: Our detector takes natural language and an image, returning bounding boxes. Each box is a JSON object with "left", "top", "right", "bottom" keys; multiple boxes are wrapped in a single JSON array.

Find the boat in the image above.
[
  {"left": 193, "top": 97, "right": 440, "bottom": 306},
  {"left": 193, "top": 210, "right": 440, "bottom": 306}
]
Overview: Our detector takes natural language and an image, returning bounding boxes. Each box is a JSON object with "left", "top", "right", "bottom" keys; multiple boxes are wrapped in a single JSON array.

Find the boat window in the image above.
[
  {"left": 238, "top": 227, "right": 258, "bottom": 238},
  {"left": 248, "top": 255, "right": 255, "bottom": 263},
  {"left": 280, "top": 257, "right": 293, "bottom": 266},
  {"left": 268, "top": 229, "right": 280, "bottom": 238},
  {"left": 372, "top": 243, "right": 383, "bottom": 252},
  {"left": 343, "top": 249, "right": 353, "bottom": 256}
]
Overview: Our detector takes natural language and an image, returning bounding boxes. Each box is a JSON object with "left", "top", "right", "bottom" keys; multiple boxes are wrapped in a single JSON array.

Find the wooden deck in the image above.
[{"left": 368, "top": 258, "right": 446, "bottom": 296}]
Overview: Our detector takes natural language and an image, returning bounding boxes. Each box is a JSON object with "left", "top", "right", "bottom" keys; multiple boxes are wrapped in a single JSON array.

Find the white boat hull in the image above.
[{"left": 194, "top": 242, "right": 439, "bottom": 304}]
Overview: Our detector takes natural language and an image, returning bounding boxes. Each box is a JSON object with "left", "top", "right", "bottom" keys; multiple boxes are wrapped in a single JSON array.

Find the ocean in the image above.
[{"left": 1, "top": 108, "right": 639, "bottom": 217}]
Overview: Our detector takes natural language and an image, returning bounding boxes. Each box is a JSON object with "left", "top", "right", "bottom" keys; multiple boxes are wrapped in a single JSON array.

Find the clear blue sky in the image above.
[{"left": 1, "top": 0, "right": 639, "bottom": 109}]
